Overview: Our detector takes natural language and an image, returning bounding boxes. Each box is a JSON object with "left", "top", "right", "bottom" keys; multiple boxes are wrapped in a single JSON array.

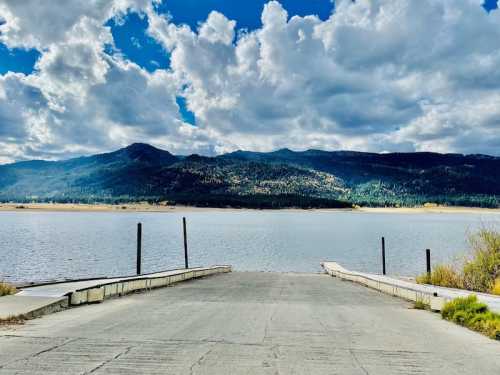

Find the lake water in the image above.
[{"left": 0, "top": 210, "right": 499, "bottom": 283}]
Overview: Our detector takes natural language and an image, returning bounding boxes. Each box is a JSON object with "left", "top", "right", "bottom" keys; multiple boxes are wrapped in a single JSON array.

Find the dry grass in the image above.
[
  {"left": 0, "top": 315, "right": 26, "bottom": 326},
  {"left": 417, "top": 229, "right": 500, "bottom": 295},
  {"left": 0, "top": 282, "right": 16, "bottom": 297},
  {"left": 462, "top": 229, "right": 500, "bottom": 293},
  {"left": 491, "top": 279, "right": 500, "bottom": 296},
  {"left": 416, "top": 264, "right": 463, "bottom": 289},
  {"left": 413, "top": 300, "right": 428, "bottom": 310}
]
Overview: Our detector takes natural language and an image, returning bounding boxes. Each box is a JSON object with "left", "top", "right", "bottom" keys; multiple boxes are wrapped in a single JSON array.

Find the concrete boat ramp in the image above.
[
  {"left": 0, "top": 266, "right": 231, "bottom": 320},
  {"left": 0, "top": 266, "right": 499, "bottom": 374}
]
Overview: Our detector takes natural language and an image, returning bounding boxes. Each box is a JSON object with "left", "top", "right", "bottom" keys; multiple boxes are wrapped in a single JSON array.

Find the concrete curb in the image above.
[
  {"left": 21, "top": 297, "right": 69, "bottom": 319},
  {"left": 321, "top": 262, "right": 500, "bottom": 313},
  {"left": 69, "top": 266, "right": 232, "bottom": 305},
  {"left": 0, "top": 296, "right": 68, "bottom": 321},
  {"left": 1, "top": 265, "right": 232, "bottom": 321}
]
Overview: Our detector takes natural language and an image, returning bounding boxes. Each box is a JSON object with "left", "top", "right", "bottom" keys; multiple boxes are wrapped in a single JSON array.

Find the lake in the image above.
[{"left": 0, "top": 210, "right": 499, "bottom": 283}]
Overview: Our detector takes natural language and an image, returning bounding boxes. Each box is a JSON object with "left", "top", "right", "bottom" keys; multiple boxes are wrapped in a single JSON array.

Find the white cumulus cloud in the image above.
[
  {"left": 0, "top": 0, "right": 499, "bottom": 163},
  {"left": 0, "top": 0, "right": 214, "bottom": 162},
  {"left": 148, "top": 0, "right": 500, "bottom": 155}
]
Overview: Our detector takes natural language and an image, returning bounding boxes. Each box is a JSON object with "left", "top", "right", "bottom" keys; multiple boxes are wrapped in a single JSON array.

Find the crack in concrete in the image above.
[
  {"left": 0, "top": 334, "right": 434, "bottom": 355},
  {"left": 30, "top": 338, "right": 79, "bottom": 358},
  {"left": 349, "top": 348, "right": 370, "bottom": 375},
  {"left": 188, "top": 344, "right": 216, "bottom": 375},
  {"left": 0, "top": 337, "right": 79, "bottom": 370},
  {"left": 83, "top": 345, "right": 133, "bottom": 374},
  {"left": 262, "top": 276, "right": 286, "bottom": 345},
  {"left": 263, "top": 304, "right": 279, "bottom": 344},
  {"left": 270, "top": 344, "right": 281, "bottom": 375}
]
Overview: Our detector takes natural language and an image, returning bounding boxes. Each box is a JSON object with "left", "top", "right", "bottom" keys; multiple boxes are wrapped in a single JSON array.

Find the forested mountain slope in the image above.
[{"left": 0, "top": 143, "right": 498, "bottom": 208}]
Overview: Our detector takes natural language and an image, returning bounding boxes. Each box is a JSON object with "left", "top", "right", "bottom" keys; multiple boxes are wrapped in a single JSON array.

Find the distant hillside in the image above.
[{"left": 0, "top": 143, "right": 499, "bottom": 208}]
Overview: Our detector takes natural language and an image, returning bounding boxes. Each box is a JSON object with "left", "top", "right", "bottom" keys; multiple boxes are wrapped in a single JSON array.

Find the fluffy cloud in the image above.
[
  {"left": 0, "top": 0, "right": 214, "bottom": 162},
  {"left": 1, "top": 0, "right": 500, "bottom": 163},
  {"left": 0, "top": 0, "right": 158, "bottom": 49},
  {"left": 149, "top": 0, "right": 500, "bottom": 155}
]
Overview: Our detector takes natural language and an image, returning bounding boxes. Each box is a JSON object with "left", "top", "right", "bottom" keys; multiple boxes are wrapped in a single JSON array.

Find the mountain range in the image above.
[{"left": 0, "top": 143, "right": 499, "bottom": 208}]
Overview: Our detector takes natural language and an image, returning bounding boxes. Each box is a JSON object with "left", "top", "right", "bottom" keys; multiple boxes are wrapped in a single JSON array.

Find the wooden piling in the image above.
[
  {"left": 426, "top": 249, "right": 431, "bottom": 276},
  {"left": 137, "top": 223, "right": 142, "bottom": 275},
  {"left": 183, "top": 217, "right": 189, "bottom": 269},
  {"left": 382, "top": 237, "right": 386, "bottom": 275}
]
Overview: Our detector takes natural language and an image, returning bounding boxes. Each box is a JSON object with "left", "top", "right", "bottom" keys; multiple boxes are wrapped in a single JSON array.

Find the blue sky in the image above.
[
  {"left": 0, "top": 44, "right": 40, "bottom": 75},
  {"left": 0, "top": 0, "right": 496, "bottom": 79},
  {"left": 0, "top": 0, "right": 500, "bottom": 162},
  {"left": 0, "top": 0, "right": 335, "bottom": 127},
  {"left": 0, "top": 0, "right": 496, "bottom": 76},
  {"left": 1, "top": 0, "right": 334, "bottom": 76},
  {"left": 156, "top": 0, "right": 333, "bottom": 29}
]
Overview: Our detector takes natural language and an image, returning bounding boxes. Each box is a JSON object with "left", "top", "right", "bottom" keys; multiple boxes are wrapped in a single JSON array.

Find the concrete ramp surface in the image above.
[
  {"left": 0, "top": 266, "right": 231, "bottom": 320},
  {"left": 0, "top": 272, "right": 499, "bottom": 374}
]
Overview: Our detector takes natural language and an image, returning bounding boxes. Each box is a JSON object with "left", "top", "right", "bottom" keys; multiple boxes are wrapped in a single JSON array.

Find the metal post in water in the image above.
[
  {"left": 381, "top": 237, "right": 386, "bottom": 275},
  {"left": 137, "top": 223, "right": 142, "bottom": 275},
  {"left": 183, "top": 217, "right": 189, "bottom": 269},
  {"left": 426, "top": 249, "right": 431, "bottom": 276}
]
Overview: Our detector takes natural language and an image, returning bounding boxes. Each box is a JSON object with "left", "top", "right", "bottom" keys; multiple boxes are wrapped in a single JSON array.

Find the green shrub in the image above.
[
  {"left": 442, "top": 295, "right": 478, "bottom": 319},
  {"left": 452, "top": 310, "right": 468, "bottom": 325},
  {"left": 483, "top": 319, "right": 500, "bottom": 340},
  {"left": 416, "top": 229, "right": 500, "bottom": 295},
  {"left": 442, "top": 295, "right": 500, "bottom": 340},
  {"left": 0, "top": 282, "right": 16, "bottom": 297}
]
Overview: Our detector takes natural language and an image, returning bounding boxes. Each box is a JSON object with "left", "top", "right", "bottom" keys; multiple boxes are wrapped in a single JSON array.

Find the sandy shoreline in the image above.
[
  {"left": 358, "top": 206, "right": 500, "bottom": 215},
  {"left": 0, "top": 202, "right": 498, "bottom": 214}
]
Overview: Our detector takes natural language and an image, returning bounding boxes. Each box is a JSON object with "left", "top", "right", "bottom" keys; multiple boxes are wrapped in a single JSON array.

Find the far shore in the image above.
[{"left": 0, "top": 202, "right": 499, "bottom": 215}]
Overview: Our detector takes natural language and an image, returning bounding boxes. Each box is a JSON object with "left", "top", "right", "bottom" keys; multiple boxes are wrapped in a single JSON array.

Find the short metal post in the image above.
[
  {"left": 381, "top": 237, "right": 386, "bottom": 275},
  {"left": 183, "top": 217, "right": 189, "bottom": 269},
  {"left": 426, "top": 249, "right": 431, "bottom": 276},
  {"left": 137, "top": 223, "right": 142, "bottom": 275}
]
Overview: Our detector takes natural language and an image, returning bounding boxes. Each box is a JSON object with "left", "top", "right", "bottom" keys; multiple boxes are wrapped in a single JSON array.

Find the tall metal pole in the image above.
[
  {"left": 426, "top": 249, "right": 431, "bottom": 277},
  {"left": 137, "top": 223, "right": 142, "bottom": 275},
  {"left": 183, "top": 217, "right": 189, "bottom": 269},
  {"left": 381, "top": 237, "right": 386, "bottom": 275}
]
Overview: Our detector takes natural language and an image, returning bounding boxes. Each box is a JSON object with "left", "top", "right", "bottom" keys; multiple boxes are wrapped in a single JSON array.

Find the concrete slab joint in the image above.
[{"left": 87, "top": 287, "right": 105, "bottom": 303}]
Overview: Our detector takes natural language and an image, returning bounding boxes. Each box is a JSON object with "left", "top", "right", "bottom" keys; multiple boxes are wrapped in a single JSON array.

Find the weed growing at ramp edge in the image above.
[
  {"left": 0, "top": 315, "right": 26, "bottom": 326},
  {"left": 0, "top": 282, "right": 16, "bottom": 296},
  {"left": 442, "top": 295, "right": 500, "bottom": 340},
  {"left": 413, "top": 300, "right": 429, "bottom": 310}
]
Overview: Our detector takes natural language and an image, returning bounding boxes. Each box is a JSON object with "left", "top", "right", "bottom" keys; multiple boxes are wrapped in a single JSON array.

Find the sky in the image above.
[{"left": 0, "top": 0, "right": 499, "bottom": 163}]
